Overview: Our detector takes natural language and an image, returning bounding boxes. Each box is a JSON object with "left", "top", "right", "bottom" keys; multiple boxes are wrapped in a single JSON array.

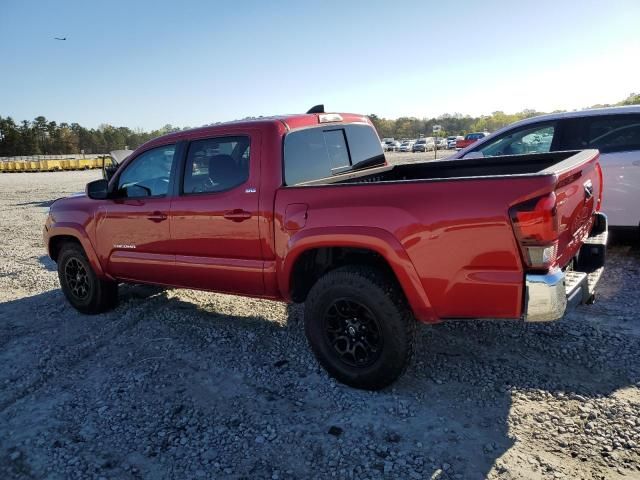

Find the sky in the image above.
[{"left": 1, "top": 0, "right": 639, "bottom": 130}]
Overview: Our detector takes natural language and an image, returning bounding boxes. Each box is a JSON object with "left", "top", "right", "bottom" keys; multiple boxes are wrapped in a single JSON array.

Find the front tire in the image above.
[
  {"left": 304, "top": 266, "right": 415, "bottom": 390},
  {"left": 57, "top": 243, "right": 118, "bottom": 314}
]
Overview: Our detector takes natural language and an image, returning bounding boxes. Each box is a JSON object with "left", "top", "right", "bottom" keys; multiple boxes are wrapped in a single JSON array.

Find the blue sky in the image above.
[{"left": 1, "top": 0, "right": 639, "bottom": 129}]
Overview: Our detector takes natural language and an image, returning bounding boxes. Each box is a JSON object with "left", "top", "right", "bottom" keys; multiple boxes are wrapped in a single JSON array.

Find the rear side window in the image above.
[
  {"left": 587, "top": 115, "right": 640, "bottom": 153},
  {"left": 183, "top": 136, "right": 250, "bottom": 194},
  {"left": 284, "top": 124, "right": 384, "bottom": 185}
]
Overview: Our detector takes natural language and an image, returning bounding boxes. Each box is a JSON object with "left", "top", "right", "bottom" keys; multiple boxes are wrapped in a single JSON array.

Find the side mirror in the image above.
[
  {"left": 103, "top": 164, "right": 118, "bottom": 181},
  {"left": 86, "top": 179, "right": 109, "bottom": 200}
]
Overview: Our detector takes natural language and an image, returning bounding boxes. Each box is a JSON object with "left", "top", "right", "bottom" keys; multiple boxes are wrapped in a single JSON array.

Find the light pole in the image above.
[
  {"left": 39, "top": 128, "right": 49, "bottom": 157},
  {"left": 433, "top": 124, "right": 442, "bottom": 160}
]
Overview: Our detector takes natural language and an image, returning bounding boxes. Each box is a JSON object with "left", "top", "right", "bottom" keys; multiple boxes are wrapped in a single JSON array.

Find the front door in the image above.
[
  {"left": 560, "top": 114, "right": 640, "bottom": 227},
  {"left": 95, "top": 143, "right": 178, "bottom": 284},
  {"left": 169, "top": 134, "right": 264, "bottom": 295}
]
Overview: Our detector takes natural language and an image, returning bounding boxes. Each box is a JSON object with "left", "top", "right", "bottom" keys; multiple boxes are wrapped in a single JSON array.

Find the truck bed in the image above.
[
  {"left": 297, "top": 150, "right": 593, "bottom": 186},
  {"left": 276, "top": 148, "right": 602, "bottom": 321}
]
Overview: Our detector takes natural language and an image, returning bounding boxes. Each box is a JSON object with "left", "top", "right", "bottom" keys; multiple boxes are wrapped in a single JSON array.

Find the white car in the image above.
[
  {"left": 398, "top": 140, "right": 415, "bottom": 152},
  {"left": 412, "top": 137, "right": 435, "bottom": 152},
  {"left": 384, "top": 140, "right": 401, "bottom": 152},
  {"left": 447, "top": 136, "right": 463, "bottom": 149},
  {"left": 450, "top": 106, "right": 640, "bottom": 229}
]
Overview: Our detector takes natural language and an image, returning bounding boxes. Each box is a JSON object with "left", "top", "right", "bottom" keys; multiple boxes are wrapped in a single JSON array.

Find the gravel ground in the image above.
[{"left": 0, "top": 169, "right": 639, "bottom": 480}]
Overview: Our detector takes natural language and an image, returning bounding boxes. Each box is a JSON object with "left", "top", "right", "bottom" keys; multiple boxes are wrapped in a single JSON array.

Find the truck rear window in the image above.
[{"left": 284, "top": 124, "right": 385, "bottom": 185}]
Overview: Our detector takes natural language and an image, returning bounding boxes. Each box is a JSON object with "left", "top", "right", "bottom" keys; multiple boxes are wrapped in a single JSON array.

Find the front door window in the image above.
[
  {"left": 117, "top": 145, "right": 176, "bottom": 197},
  {"left": 475, "top": 123, "right": 556, "bottom": 157}
]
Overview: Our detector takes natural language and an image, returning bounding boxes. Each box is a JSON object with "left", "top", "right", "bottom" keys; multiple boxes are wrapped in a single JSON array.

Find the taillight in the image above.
[
  {"left": 509, "top": 192, "right": 559, "bottom": 270},
  {"left": 595, "top": 162, "right": 603, "bottom": 211}
]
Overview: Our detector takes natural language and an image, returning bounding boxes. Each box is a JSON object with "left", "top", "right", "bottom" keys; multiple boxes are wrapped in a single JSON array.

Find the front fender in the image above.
[
  {"left": 46, "top": 222, "right": 107, "bottom": 279},
  {"left": 279, "top": 226, "right": 438, "bottom": 323}
]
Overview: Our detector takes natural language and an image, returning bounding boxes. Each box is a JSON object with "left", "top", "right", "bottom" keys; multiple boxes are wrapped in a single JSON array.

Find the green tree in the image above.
[{"left": 618, "top": 92, "right": 640, "bottom": 106}]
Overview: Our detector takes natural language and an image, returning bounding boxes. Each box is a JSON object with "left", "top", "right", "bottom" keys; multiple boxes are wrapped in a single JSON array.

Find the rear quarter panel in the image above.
[{"left": 275, "top": 174, "right": 557, "bottom": 322}]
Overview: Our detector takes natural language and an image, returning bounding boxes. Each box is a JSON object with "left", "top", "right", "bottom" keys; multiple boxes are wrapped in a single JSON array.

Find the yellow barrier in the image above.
[
  {"left": 51, "top": 159, "right": 65, "bottom": 171},
  {"left": 67, "top": 159, "right": 80, "bottom": 169},
  {"left": 78, "top": 159, "right": 94, "bottom": 169},
  {"left": 0, "top": 157, "right": 112, "bottom": 172}
]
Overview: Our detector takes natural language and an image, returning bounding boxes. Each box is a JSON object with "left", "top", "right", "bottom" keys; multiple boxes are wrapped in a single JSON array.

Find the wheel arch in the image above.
[
  {"left": 47, "top": 224, "right": 106, "bottom": 278},
  {"left": 279, "top": 226, "right": 437, "bottom": 323}
]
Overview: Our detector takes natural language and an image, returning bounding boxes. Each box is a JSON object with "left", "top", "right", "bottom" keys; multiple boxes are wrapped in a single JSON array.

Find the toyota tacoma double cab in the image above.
[{"left": 44, "top": 107, "right": 608, "bottom": 390}]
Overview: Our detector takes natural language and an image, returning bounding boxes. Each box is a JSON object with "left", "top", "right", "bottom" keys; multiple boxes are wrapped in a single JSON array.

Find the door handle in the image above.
[
  {"left": 224, "top": 209, "right": 252, "bottom": 222},
  {"left": 147, "top": 211, "right": 168, "bottom": 222}
]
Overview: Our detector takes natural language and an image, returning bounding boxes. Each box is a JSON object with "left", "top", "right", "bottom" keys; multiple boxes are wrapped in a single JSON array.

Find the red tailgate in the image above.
[
  {"left": 552, "top": 150, "right": 602, "bottom": 268},
  {"left": 509, "top": 150, "right": 602, "bottom": 272}
]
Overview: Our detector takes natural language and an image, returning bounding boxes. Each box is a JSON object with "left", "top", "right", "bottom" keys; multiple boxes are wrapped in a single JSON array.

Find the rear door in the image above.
[{"left": 168, "top": 133, "right": 264, "bottom": 295}]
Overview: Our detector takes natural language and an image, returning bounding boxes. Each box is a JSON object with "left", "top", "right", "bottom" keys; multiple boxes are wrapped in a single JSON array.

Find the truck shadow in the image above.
[
  {"left": 1, "top": 275, "right": 638, "bottom": 479},
  {"left": 15, "top": 199, "right": 56, "bottom": 208}
]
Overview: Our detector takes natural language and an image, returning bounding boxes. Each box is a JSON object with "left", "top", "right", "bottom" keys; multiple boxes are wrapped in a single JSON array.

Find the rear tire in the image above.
[
  {"left": 304, "top": 265, "right": 415, "bottom": 390},
  {"left": 57, "top": 243, "right": 118, "bottom": 314}
]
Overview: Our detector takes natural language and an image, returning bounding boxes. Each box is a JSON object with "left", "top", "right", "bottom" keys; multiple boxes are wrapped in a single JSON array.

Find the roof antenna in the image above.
[{"left": 306, "top": 104, "right": 325, "bottom": 114}]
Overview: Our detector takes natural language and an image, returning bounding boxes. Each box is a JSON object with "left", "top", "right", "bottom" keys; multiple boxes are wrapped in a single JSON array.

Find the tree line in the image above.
[
  {"left": 1, "top": 93, "right": 638, "bottom": 156},
  {"left": 0, "top": 117, "right": 184, "bottom": 157},
  {"left": 369, "top": 92, "right": 640, "bottom": 140}
]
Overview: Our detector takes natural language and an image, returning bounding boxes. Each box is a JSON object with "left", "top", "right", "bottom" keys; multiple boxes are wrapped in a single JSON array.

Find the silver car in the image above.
[
  {"left": 398, "top": 140, "right": 415, "bottom": 152},
  {"left": 451, "top": 106, "right": 640, "bottom": 229}
]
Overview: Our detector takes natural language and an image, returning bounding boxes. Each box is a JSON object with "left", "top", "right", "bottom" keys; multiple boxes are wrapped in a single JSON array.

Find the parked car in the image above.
[
  {"left": 399, "top": 140, "right": 415, "bottom": 152},
  {"left": 447, "top": 136, "right": 463, "bottom": 149},
  {"left": 383, "top": 140, "right": 400, "bottom": 152},
  {"left": 451, "top": 106, "right": 640, "bottom": 229},
  {"left": 44, "top": 109, "right": 607, "bottom": 390},
  {"left": 436, "top": 138, "right": 448, "bottom": 149},
  {"left": 456, "top": 132, "right": 490, "bottom": 150},
  {"left": 412, "top": 137, "right": 435, "bottom": 152}
]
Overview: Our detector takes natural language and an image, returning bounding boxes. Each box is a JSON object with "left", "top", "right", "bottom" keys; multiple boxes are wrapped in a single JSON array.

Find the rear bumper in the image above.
[{"left": 523, "top": 212, "right": 608, "bottom": 322}]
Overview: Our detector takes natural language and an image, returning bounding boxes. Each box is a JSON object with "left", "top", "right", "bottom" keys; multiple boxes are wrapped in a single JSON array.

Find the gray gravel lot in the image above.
[{"left": 1, "top": 166, "right": 639, "bottom": 480}]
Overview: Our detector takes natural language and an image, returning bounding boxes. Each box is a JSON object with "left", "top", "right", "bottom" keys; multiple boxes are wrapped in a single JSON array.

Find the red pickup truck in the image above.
[
  {"left": 44, "top": 109, "right": 607, "bottom": 389},
  {"left": 456, "top": 131, "right": 490, "bottom": 150}
]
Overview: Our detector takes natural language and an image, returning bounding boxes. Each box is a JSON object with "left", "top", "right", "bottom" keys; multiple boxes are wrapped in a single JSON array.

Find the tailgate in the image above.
[{"left": 544, "top": 149, "right": 602, "bottom": 268}]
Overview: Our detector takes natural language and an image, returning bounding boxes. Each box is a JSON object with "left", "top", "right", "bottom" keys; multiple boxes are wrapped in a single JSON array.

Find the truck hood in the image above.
[{"left": 50, "top": 191, "right": 89, "bottom": 212}]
